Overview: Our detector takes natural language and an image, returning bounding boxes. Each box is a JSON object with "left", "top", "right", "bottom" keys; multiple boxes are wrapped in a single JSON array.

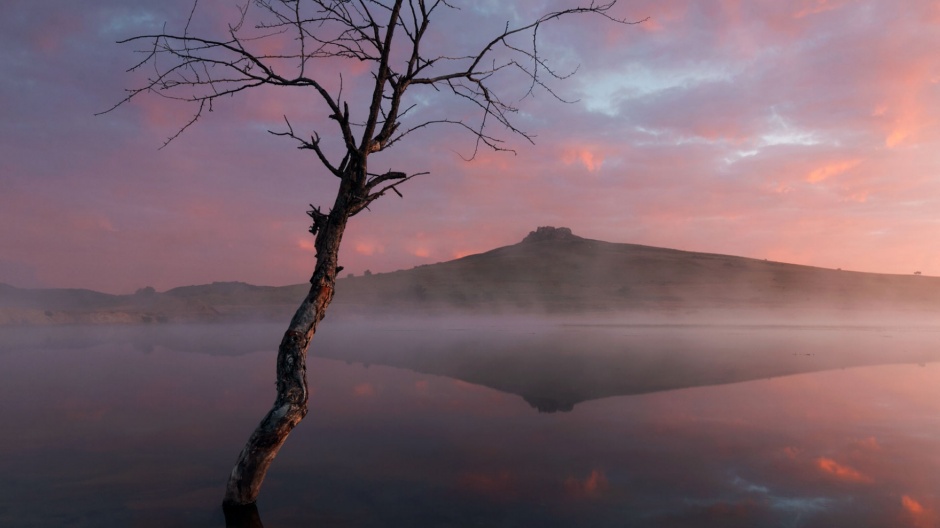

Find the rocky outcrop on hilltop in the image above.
[{"left": 521, "top": 226, "right": 577, "bottom": 243}]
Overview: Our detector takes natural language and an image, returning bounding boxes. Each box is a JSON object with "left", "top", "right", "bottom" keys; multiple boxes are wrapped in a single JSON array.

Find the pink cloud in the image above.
[
  {"left": 4, "top": 0, "right": 940, "bottom": 292},
  {"left": 901, "top": 495, "right": 938, "bottom": 528},
  {"left": 792, "top": 0, "right": 850, "bottom": 20},
  {"left": 297, "top": 239, "right": 316, "bottom": 253},
  {"left": 353, "top": 240, "right": 385, "bottom": 257},
  {"left": 805, "top": 159, "right": 862, "bottom": 183},
  {"left": 815, "top": 457, "right": 873, "bottom": 484}
]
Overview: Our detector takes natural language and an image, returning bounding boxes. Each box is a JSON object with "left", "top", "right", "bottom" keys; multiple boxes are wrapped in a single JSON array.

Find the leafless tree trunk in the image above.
[
  {"left": 103, "top": 0, "right": 644, "bottom": 507},
  {"left": 223, "top": 200, "right": 348, "bottom": 504}
]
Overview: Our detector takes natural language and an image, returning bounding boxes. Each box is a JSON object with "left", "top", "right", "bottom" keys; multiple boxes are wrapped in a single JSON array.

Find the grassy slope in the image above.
[
  {"left": 3, "top": 227, "right": 939, "bottom": 324},
  {"left": 334, "top": 229, "right": 940, "bottom": 316}
]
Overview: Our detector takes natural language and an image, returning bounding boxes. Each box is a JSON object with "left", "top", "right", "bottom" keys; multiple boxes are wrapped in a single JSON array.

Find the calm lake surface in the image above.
[{"left": 1, "top": 320, "right": 939, "bottom": 527}]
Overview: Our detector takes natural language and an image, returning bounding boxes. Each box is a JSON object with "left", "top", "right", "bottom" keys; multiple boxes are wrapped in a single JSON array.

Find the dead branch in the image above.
[{"left": 104, "top": 0, "right": 645, "bottom": 174}]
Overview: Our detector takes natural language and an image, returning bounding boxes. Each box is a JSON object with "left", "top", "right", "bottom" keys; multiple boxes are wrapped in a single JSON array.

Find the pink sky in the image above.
[{"left": 3, "top": 0, "right": 940, "bottom": 293}]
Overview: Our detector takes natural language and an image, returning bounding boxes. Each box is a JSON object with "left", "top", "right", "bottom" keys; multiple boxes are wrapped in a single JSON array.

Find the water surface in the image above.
[{"left": 1, "top": 321, "right": 938, "bottom": 527}]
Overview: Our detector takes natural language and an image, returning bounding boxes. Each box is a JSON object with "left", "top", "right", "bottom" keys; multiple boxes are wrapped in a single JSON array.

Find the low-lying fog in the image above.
[
  {"left": 1, "top": 315, "right": 939, "bottom": 527},
  {"left": 4, "top": 313, "right": 939, "bottom": 412}
]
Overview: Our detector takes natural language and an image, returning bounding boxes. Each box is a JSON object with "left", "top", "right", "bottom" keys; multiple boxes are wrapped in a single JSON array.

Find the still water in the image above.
[{"left": 1, "top": 321, "right": 939, "bottom": 527}]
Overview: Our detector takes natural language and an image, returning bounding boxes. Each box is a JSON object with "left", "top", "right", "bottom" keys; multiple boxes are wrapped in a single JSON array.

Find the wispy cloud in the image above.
[{"left": 3, "top": 0, "right": 940, "bottom": 291}]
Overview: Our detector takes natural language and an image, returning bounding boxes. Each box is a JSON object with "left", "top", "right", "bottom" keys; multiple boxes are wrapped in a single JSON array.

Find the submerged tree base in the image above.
[{"left": 223, "top": 501, "right": 264, "bottom": 528}]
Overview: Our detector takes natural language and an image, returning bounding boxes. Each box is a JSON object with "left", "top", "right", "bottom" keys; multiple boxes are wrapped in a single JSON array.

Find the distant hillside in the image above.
[
  {"left": 2, "top": 226, "right": 939, "bottom": 325},
  {"left": 335, "top": 226, "right": 940, "bottom": 316},
  {"left": 0, "top": 281, "right": 306, "bottom": 325}
]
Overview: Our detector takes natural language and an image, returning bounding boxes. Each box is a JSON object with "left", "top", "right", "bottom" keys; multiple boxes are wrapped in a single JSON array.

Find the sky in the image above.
[{"left": 3, "top": 0, "right": 940, "bottom": 294}]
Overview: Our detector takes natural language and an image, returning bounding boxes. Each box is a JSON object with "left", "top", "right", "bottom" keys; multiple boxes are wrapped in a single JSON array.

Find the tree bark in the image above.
[{"left": 222, "top": 191, "right": 351, "bottom": 506}]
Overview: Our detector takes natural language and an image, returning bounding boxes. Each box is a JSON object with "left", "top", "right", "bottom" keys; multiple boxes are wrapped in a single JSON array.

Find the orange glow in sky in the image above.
[{"left": 4, "top": 0, "right": 940, "bottom": 292}]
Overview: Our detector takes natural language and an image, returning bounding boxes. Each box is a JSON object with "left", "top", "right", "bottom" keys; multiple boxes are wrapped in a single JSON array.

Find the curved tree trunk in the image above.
[{"left": 223, "top": 202, "right": 350, "bottom": 506}]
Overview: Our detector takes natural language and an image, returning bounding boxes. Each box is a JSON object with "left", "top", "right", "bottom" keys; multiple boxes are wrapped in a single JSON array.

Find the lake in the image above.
[{"left": 1, "top": 319, "right": 939, "bottom": 527}]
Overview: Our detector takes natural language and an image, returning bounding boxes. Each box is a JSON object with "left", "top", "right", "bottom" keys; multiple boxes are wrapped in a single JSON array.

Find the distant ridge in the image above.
[
  {"left": 2, "top": 227, "right": 939, "bottom": 325},
  {"left": 336, "top": 226, "right": 940, "bottom": 316},
  {"left": 0, "top": 281, "right": 306, "bottom": 325}
]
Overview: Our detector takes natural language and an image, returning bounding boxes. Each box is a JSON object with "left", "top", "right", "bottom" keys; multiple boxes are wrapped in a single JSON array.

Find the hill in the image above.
[
  {"left": 2, "top": 227, "right": 938, "bottom": 325},
  {"left": 336, "top": 226, "right": 940, "bottom": 317}
]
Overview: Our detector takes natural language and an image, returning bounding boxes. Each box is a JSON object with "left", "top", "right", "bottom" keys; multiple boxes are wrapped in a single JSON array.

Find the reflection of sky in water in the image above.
[{"left": 0, "top": 326, "right": 938, "bottom": 527}]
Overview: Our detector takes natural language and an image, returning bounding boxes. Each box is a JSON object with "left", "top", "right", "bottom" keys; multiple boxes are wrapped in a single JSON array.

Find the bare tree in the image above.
[{"left": 105, "top": 0, "right": 643, "bottom": 507}]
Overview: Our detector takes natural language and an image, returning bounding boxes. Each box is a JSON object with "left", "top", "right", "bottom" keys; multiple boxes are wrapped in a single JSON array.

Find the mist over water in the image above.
[{"left": 1, "top": 317, "right": 939, "bottom": 527}]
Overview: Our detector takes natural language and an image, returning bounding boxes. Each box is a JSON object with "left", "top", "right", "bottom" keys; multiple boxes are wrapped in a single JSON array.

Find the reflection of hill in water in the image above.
[
  {"left": 5, "top": 321, "right": 940, "bottom": 412},
  {"left": 315, "top": 321, "right": 940, "bottom": 412}
]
